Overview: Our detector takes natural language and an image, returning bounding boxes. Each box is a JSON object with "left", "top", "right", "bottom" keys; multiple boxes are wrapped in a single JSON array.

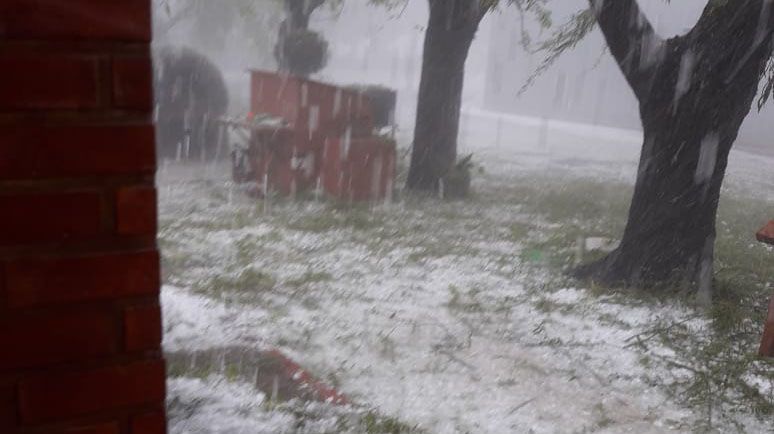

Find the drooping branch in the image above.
[
  {"left": 588, "top": 0, "right": 664, "bottom": 101},
  {"left": 520, "top": 7, "right": 596, "bottom": 95}
]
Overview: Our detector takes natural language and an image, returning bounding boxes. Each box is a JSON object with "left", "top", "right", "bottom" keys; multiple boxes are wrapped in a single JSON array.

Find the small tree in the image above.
[
  {"left": 275, "top": 28, "right": 329, "bottom": 76},
  {"left": 274, "top": 0, "right": 329, "bottom": 76}
]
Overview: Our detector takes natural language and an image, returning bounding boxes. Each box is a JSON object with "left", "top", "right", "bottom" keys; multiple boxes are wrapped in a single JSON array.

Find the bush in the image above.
[
  {"left": 347, "top": 85, "right": 397, "bottom": 129},
  {"left": 275, "top": 29, "right": 329, "bottom": 77},
  {"left": 442, "top": 154, "right": 475, "bottom": 200},
  {"left": 154, "top": 46, "right": 229, "bottom": 161}
]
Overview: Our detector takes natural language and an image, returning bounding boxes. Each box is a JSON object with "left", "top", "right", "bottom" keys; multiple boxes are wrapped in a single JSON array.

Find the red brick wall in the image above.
[{"left": 1, "top": 1, "right": 166, "bottom": 433}]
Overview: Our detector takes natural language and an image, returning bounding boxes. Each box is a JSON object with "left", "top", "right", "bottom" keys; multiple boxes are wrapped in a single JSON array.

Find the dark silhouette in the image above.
[
  {"left": 275, "top": 0, "right": 328, "bottom": 77},
  {"left": 154, "top": 46, "right": 229, "bottom": 162}
]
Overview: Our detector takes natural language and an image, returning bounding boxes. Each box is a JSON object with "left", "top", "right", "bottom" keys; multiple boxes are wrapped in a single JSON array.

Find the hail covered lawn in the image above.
[{"left": 159, "top": 112, "right": 774, "bottom": 434}]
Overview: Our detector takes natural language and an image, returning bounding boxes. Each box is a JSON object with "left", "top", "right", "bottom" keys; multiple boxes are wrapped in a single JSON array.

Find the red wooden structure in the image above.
[
  {"left": 757, "top": 220, "right": 774, "bottom": 357},
  {"left": 230, "top": 70, "right": 396, "bottom": 202}
]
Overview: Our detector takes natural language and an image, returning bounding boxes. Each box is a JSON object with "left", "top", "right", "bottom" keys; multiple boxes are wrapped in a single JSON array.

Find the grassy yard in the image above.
[{"left": 158, "top": 139, "right": 773, "bottom": 433}]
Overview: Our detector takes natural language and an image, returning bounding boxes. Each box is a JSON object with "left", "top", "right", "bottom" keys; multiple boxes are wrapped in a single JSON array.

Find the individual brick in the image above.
[
  {"left": 18, "top": 360, "right": 166, "bottom": 423},
  {"left": 5, "top": 250, "right": 160, "bottom": 308},
  {"left": 130, "top": 411, "right": 166, "bottom": 434},
  {"left": 123, "top": 304, "right": 162, "bottom": 352},
  {"left": 0, "top": 385, "right": 16, "bottom": 431},
  {"left": 0, "top": 0, "right": 150, "bottom": 41},
  {"left": 0, "top": 53, "right": 99, "bottom": 110},
  {"left": 0, "top": 310, "right": 116, "bottom": 371},
  {"left": 112, "top": 55, "right": 153, "bottom": 110},
  {"left": 45, "top": 422, "right": 119, "bottom": 434},
  {"left": 116, "top": 187, "right": 158, "bottom": 236},
  {"left": 0, "top": 192, "right": 101, "bottom": 246},
  {"left": 0, "top": 125, "right": 155, "bottom": 180}
]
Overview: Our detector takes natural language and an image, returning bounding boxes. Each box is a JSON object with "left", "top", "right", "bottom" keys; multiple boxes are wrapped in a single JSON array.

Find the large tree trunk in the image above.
[
  {"left": 577, "top": 0, "right": 773, "bottom": 298},
  {"left": 578, "top": 91, "right": 756, "bottom": 297},
  {"left": 407, "top": 1, "right": 483, "bottom": 193}
]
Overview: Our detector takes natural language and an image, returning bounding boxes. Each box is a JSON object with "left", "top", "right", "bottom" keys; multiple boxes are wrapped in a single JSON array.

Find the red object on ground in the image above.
[
  {"left": 757, "top": 221, "right": 774, "bottom": 357},
  {"left": 756, "top": 220, "right": 774, "bottom": 245},
  {"left": 264, "top": 350, "right": 349, "bottom": 405},
  {"left": 235, "top": 70, "right": 395, "bottom": 202}
]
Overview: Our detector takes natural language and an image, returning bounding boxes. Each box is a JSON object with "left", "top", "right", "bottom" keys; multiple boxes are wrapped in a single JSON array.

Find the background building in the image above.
[{"left": 485, "top": 0, "right": 774, "bottom": 155}]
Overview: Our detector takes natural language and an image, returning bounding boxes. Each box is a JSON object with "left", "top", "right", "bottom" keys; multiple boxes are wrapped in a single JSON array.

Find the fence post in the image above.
[{"left": 495, "top": 116, "right": 503, "bottom": 148}]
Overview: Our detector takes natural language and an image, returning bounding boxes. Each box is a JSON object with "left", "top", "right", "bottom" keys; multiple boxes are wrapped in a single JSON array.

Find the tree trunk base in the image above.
[
  {"left": 571, "top": 250, "right": 624, "bottom": 287},
  {"left": 571, "top": 248, "right": 713, "bottom": 307}
]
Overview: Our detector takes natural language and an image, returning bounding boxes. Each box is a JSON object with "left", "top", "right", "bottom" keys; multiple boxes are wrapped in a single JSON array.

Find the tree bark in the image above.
[
  {"left": 576, "top": 0, "right": 774, "bottom": 298},
  {"left": 407, "top": 0, "right": 485, "bottom": 192}
]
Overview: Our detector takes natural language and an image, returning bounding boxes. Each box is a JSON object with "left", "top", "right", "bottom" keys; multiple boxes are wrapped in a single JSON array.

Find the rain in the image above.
[{"left": 150, "top": 1, "right": 774, "bottom": 433}]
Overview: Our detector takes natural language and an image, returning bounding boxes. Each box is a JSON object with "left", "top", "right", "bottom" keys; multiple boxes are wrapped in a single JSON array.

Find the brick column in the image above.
[{"left": 1, "top": 1, "right": 166, "bottom": 433}]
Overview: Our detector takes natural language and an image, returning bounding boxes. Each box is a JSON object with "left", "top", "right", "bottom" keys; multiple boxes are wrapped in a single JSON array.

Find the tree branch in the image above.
[
  {"left": 476, "top": 0, "right": 497, "bottom": 22},
  {"left": 426, "top": 0, "right": 492, "bottom": 29},
  {"left": 689, "top": 0, "right": 774, "bottom": 86},
  {"left": 285, "top": 0, "right": 326, "bottom": 28},
  {"left": 153, "top": 1, "right": 198, "bottom": 40},
  {"left": 589, "top": 0, "right": 664, "bottom": 101},
  {"left": 307, "top": 0, "right": 327, "bottom": 13}
]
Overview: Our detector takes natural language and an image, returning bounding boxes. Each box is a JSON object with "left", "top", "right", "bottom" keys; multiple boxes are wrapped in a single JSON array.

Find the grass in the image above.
[
  {"left": 501, "top": 174, "right": 774, "bottom": 431},
  {"left": 533, "top": 297, "right": 562, "bottom": 314},
  {"left": 286, "top": 206, "right": 385, "bottom": 233},
  {"left": 166, "top": 348, "right": 425, "bottom": 434},
  {"left": 362, "top": 412, "right": 424, "bottom": 434},
  {"left": 193, "top": 267, "right": 277, "bottom": 301},
  {"left": 159, "top": 163, "right": 773, "bottom": 432},
  {"left": 445, "top": 285, "right": 484, "bottom": 313},
  {"left": 286, "top": 271, "right": 334, "bottom": 288}
]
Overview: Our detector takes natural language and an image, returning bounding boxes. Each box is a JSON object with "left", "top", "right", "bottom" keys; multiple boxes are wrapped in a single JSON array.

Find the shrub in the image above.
[
  {"left": 154, "top": 46, "right": 229, "bottom": 161},
  {"left": 443, "top": 154, "right": 475, "bottom": 199},
  {"left": 275, "top": 29, "right": 328, "bottom": 77}
]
